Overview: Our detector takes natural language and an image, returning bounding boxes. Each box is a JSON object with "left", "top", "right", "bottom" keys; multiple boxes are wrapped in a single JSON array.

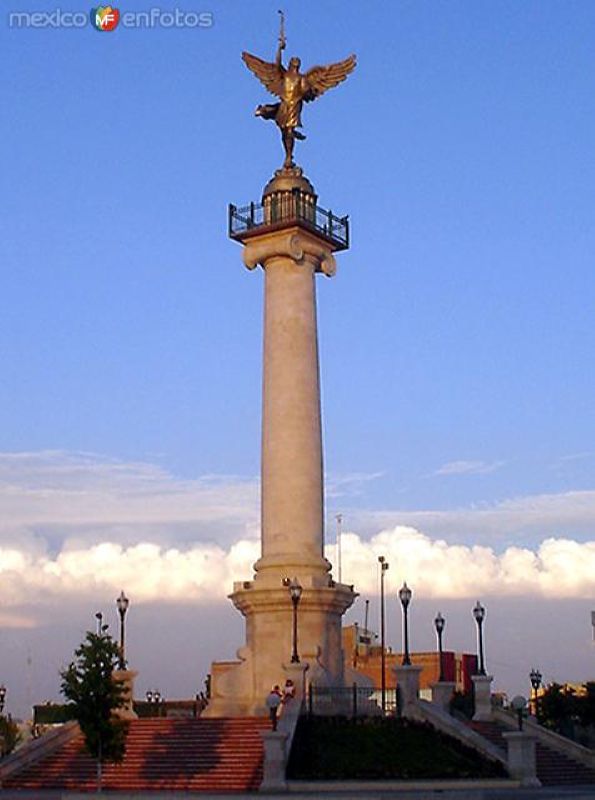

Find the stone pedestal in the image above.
[
  {"left": 112, "top": 670, "right": 138, "bottom": 720},
  {"left": 394, "top": 665, "right": 423, "bottom": 718},
  {"left": 472, "top": 674, "right": 494, "bottom": 721},
  {"left": 503, "top": 731, "right": 541, "bottom": 787},
  {"left": 260, "top": 730, "right": 288, "bottom": 792},
  {"left": 206, "top": 171, "right": 356, "bottom": 717},
  {"left": 430, "top": 681, "right": 456, "bottom": 712}
]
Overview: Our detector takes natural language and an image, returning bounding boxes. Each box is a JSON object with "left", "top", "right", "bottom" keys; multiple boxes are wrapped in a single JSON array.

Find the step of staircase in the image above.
[
  {"left": 466, "top": 719, "right": 595, "bottom": 786},
  {"left": 3, "top": 717, "right": 270, "bottom": 792}
]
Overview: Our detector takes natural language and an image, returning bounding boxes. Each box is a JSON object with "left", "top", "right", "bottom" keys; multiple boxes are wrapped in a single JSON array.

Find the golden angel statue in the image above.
[{"left": 242, "top": 12, "right": 356, "bottom": 169}]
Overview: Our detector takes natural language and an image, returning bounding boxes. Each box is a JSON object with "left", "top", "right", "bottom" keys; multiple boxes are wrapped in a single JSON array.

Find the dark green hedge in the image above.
[{"left": 287, "top": 716, "right": 507, "bottom": 780}]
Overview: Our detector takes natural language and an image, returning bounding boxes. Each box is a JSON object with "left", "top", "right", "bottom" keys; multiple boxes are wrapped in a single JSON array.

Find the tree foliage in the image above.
[
  {"left": 537, "top": 682, "right": 576, "bottom": 734},
  {"left": 450, "top": 690, "right": 474, "bottom": 720},
  {"left": 60, "top": 631, "right": 128, "bottom": 768},
  {"left": 536, "top": 681, "right": 595, "bottom": 739},
  {"left": 576, "top": 682, "right": 595, "bottom": 728},
  {"left": 0, "top": 715, "right": 22, "bottom": 755}
]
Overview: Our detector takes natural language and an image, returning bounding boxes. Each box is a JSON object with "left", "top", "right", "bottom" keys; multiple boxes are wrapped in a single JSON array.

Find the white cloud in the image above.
[
  {"left": 0, "top": 538, "right": 260, "bottom": 612},
  {"left": 334, "top": 526, "right": 595, "bottom": 598},
  {"left": 326, "top": 471, "right": 385, "bottom": 498},
  {"left": 558, "top": 452, "right": 594, "bottom": 463},
  {"left": 1, "top": 527, "right": 593, "bottom": 626},
  {"left": 433, "top": 460, "right": 505, "bottom": 476},
  {"left": 0, "top": 450, "right": 594, "bottom": 627},
  {"left": 0, "top": 450, "right": 259, "bottom": 547},
  {"left": 362, "top": 489, "right": 595, "bottom": 544}
]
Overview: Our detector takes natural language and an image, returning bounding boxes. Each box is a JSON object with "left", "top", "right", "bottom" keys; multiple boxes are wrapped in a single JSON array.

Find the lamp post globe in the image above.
[
  {"left": 473, "top": 601, "right": 486, "bottom": 676},
  {"left": 511, "top": 694, "right": 527, "bottom": 731},
  {"left": 399, "top": 582, "right": 413, "bottom": 666},
  {"left": 116, "top": 590, "right": 130, "bottom": 670},
  {"left": 434, "top": 612, "right": 446, "bottom": 682}
]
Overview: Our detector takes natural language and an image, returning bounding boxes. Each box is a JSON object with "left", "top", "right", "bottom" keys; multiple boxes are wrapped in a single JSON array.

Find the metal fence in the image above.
[
  {"left": 307, "top": 684, "right": 399, "bottom": 718},
  {"left": 228, "top": 193, "right": 349, "bottom": 251}
]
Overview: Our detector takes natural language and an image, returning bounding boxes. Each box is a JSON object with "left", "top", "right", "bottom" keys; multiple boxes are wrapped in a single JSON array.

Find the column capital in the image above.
[{"left": 242, "top": 227, "right": 336, "bottom": 277}]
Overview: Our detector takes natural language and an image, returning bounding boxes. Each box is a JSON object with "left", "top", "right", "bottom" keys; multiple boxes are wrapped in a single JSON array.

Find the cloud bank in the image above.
[
  {"left": 1, "top": 528, "right": 594, "bottom": 625},
  {"left": 0, "top": 451, "right": 594, "bottom": 628}
]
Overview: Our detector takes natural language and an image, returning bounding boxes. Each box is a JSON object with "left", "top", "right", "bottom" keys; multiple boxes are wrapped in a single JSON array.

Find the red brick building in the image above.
[{"left": 342, "top": 624, "right": 477, "bottom": 695}]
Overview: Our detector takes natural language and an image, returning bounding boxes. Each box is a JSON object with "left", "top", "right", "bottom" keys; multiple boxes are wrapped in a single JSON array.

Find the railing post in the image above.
[{"left": 228, "top": 204, "right": 235, "bottom": 238}]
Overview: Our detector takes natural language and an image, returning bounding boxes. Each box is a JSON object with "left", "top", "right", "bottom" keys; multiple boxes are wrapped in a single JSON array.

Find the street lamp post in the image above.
[
  {"left": 473, "top": 601, "right": 486, "bottom": 676},
  {"left": 116, "top": 590, "right": 130, "bottom": 670},
  {"left": 529, "top": 668, "right": 542, "bottom": 716},
  {"left": 378, "top": 556, "right": 389, "bottom": 712},
  {"left": 0, "top": 685, "right": 6, "bottom": 714},
  {"left": 434, "top": 612, "right": 446, "bottom": 682},
  {"left": 399, "top": 582, "right": 412, "bottom": 666},
  {"left": 284, "top": 577, "right": 303, "bottom": 663}
]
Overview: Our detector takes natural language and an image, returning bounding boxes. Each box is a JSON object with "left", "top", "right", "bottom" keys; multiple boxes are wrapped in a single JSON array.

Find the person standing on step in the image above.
[
  {"left": 282, "top": 679, "right": 295, "bottom": 704},
  {"left": 265, "top": 685, "right": 283, "bottom": 730}
]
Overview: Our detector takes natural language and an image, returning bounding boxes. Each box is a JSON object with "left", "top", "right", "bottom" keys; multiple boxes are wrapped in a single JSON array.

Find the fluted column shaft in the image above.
[{"left": 243, "top": 228, "right": 336, "bottom": 583}]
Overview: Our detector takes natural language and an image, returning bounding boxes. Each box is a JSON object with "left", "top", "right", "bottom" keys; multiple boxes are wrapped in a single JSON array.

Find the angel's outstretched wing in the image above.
[
  {"left": 242, "top": 52, "right": 285, "bottom": 98},
  {"left": 303, "top": 54, "right": 356, "bottom": 102}
]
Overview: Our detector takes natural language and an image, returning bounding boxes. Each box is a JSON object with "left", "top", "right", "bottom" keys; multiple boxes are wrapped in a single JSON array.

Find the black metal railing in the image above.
[
  {"left": 307, "top": 684, "right": 398, "bottom": 718},
  {"left": 229, "top": 191, "right": 349, "bottom": 250}
]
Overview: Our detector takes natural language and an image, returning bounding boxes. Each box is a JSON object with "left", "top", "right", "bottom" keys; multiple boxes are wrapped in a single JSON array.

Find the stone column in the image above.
[
  {"left": 394, "top": 664, "right": 423, "bottom": 718},
  {"left": 243, "top": 224, "right": 336, "bottom": 586},
  {"left": 205, "top": 171, "right": 356, "bottom": 717},
  {"left": 430, "top": 681, "right": 456, "bottom": 712},
  {"left": 502, "top": 731, "right": 541, "bottom": 787},
  {"left": 260, "top": 730, "right": 288, "bottom": 792},
  {"left": 472, "top": 674, "right": 494, "bottom": 721}
]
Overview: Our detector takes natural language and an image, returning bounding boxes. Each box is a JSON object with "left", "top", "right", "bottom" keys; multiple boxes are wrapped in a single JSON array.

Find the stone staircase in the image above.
[
  {"left": 467, "top": 719, "right": 595, "bottom": 786},
  {"left": 2, "top": 717, "right": 269, "bottom": 792}
]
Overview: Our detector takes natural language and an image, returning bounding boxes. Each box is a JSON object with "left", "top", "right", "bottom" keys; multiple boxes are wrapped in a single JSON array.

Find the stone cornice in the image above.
[{"left": 242, "top": 227, "right": 337, "bottom": 277}]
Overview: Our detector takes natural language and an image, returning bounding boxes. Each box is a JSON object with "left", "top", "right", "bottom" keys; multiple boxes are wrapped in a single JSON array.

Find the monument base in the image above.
[{"left": 204, "top": 580, "right": 356, "bottom": 717}]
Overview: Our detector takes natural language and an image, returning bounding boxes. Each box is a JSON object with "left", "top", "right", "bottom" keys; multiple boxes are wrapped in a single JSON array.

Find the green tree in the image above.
[
  {"left": 537, "top": 683, "right": 577, "bottom": 735},
  {"left": 0, "top": 715, "right": 22, "bottom": 756},
  {"left": 576, "top": 682, "right": 595, "bottom": 728},
  {"left": 60, "top": 630, "right": 128, "bottom": 791}
]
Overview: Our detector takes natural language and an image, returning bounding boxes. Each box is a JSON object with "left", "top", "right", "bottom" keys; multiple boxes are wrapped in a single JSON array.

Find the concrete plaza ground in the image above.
[{"left": 2, "top": 783, "right": 595, "bottom": 799}]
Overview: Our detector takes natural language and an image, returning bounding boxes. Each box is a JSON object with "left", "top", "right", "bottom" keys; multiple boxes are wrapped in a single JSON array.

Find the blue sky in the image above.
[{"left": 1, "top": 1, "right": 595, "bottom": 717}]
